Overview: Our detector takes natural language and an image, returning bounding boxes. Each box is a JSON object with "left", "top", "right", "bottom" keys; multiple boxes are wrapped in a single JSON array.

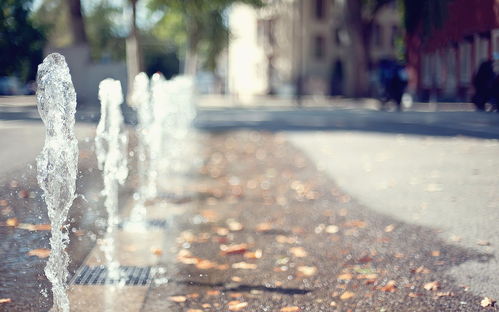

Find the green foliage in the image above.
[
  {"left": 85, "top": 1, "right": 126, "bottom": 61},
  {"left": 149, "top": 0, "right": 263, "bottom": 71},
  {"left": 0, "top": 0, "right": 46, "bottom": 82}
]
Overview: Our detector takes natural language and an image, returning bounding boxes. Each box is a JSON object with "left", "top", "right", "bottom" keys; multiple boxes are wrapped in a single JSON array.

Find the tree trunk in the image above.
[
  {"left": 68, "top": 0, "right": 88, "bottom": 44},
  {"left": 184, "top": 17, "right": 198, "bottom": 76},
  {"left": 127, "top": 0, "right": 142, "bottom": 98},
  {"left": 344, "top": 0, "right": 369, "bottom": 97}
]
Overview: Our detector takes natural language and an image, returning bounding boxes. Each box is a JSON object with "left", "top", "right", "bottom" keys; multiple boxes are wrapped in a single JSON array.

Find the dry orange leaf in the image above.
[
  {"left": 423, "top": 281, "right": 440, "bottom": 291},
  {"left": 290, "top": 247, "right": 307, "bottom": 258},
  {"left": 232, "top": 262, "right": 257, "bottom": 270},
  {"left": 0, "top": 200, "right": 8, "bottom": 206},
  {"left": 231, "top": 276, "right": 242, "bottom": 282},
  {"left": 187, "top": 309, "right": 203, "bottom": 312},
  {"left": 340, "top": 291, "right": 355, "bottom": 300},
  {"left": 255, "top": 222, "right": 273, "bottom": 232},
  {"left": 0, "top": 298, "right": 12, "bottom": 304},
  {"left": 220, "top": 243, "right": 249, "bottom": 256},
  {"left": 227, "top": 219, "right": 243, "bottom": 231},
  {"left": 384, "top": 224, "right": 395, "bottom": 232},
  {"left": 206, "top": 290, "right": 220, "bottom": 296},
  {"left": 276, "top": 235, "right": 297, "bottom": 244},
  {"left": 168, "top": 296, "right": 187, "bottom": 303},
  {"left": 436, "top": 291, "right": 454, "bottom": 297},
  {"left": 151, "top": 248, "right": 163, "bottom": 256},
  {"left": 6, "top": 218, "right": 18, "bottom": 227},
  {"left": 481, "top": 297, "right": 496, "bottom": 307},
  {"left": 186, "top": 293, "right": 200, "bottom": 299},
  {"left": 356, "top": 273, "right": 378, "bottom": 280},
  {"left": 17, "top": 223, "right": 51, "bottom": 231},
  {"left": 280, "top": 307, "right": 300, "bottom": 312},
  {"left": 431, "top": 250, "right": 441, "bottom": 257},
  {"left": 343, "top": 220, "right": 367, "bottom": 228},
  {"left": 196, "top": 259, "right": 218, "bottom": 270},
  {"left": 411, "top": 266, "right": 431, "bottom": 274},
  {"left": 228, "top": 300, "right": 248, "bottom": 311},
  {"left": 380, "top": 280, "right": 397, "bottom": 292},
  {"left": 244, "top": 249, "right": 262, "bottom": 259},
  {"left": 296, "top": 266, "right": 317, "bottom": 277},
  {"left": 27, "top": 248, "right": 50, "bottom": 258}
]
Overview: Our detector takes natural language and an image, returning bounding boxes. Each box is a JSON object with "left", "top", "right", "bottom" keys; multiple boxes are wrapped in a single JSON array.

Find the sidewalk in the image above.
[{"left": 66, "top": 131, "right": 492, "bottom": 312}]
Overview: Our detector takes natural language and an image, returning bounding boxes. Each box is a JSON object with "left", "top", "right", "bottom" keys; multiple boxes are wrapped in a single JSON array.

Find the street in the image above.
[{"left": 0, "top": 106, "right": 498, "bottom": 311}]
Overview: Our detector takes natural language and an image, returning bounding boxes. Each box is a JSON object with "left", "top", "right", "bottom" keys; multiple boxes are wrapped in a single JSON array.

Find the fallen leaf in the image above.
[
  {"left": 215, "top": 227, "right": 229, "bottom": 236},
  {"left": 27, "top": 248, "right": 50, "bottom": 258},
  {"left": 325, "top": 225, "right": 339, "bottom": 234},
  {"left": 380, "top": 280, "right": 397, "bottom": 292},
  {"left": 187, "top": 309, "right": 203, "bottom": 312},
  {"left": 0, "top": 298, "right": 12, "bottom": 304},
  {"left": 18, "top": 190, "right": 29, "bottom": 198},
  {"left": 436, "top": 291, "right": 454, "bottom": 297},
  {"left": 0, "top": 200, "right": 8, "bottom": 206},
  {"left": 276, "top": 235, "right": 297, "bottom": 244},
  {"left": 408, "top": 292, "right": 422, "bottom": 298},
  {"left": 151, "top": 248, "right": 163, "bottom": 256},
  {"left": 280, "top": 307, "right": 300, "bottom": 312},
  {"left": 423, "top": 281, "right": 440, "bottom": 291},
  {"left": 384, "top": 224, "right": 395, "bottom": 232},
  {"left": 337, "top": 273, "right": 353, "bottom": 281},
  {"left": 343, "top": 220, "right": 367, "bottom": 228},
  {"left": 481, "top": 297, "right": 496, "bottom": 307},
  {"left": 17, "top": 223, "right": 51, "bottom": 231},
  {"left": 186, "top": 293, "right": 199, "bottom": 299},
  {"left": 290, "top": 247, "right": 308, "bottom": 258},
  {"left": 228, "top": 300, "right": 248, "bottom": 311},
  {"left": 231, "top": 276, "right": 242, "bottom": 282},
  {"left": 244, "top": 249, "right": 262, "bottom": 259},
  {"left": 196, "top": 259, "right": 218, "bottom": 270},
  {"left": 431, "top": 250, "right": 441, "bottom": 257},
  {"left": 6, "top": 218, "right": 18, "bottom": 227},
  {"left": 340, "top": 291, "right": 355, "bottom": 300},
  {"left": 297, "top": 266, "right": 317, "bottom": 277},
  {"left": 229, "top": 293, "right": 243, "bottom": 298},
  {"left": 232, "top": 262, "right": 257, "bottom": 270},
  {"left": 227, "top": 219, "right": 243, "bottom": 231},
  {"left": 357, "top": 273, "right": 378, "bottom": 280},
  {"left": 202, "top": 303, "right": 212, "bottom": 308},
  {"left": 168, "top": 296, "right": 187, "bottom": 303},
  {"left": 206, "top": 290, "right": 220, "bottom": 296},
  {"left": 220, "top": 243, "right": 249, "bottom": 256},
  {"left": 477, "top": 240, "right": 490, "bottom": 246},
  {"left": 255, "top": 222, "right": 273, "bottom": 232}
]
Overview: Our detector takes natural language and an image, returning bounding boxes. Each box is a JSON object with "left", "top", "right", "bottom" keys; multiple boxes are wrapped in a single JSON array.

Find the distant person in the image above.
[
  {"left": 472, "top": 60, "right": 495, "bottom": 111},
  {"left": 378, "top": 60, "right": 408, "bottom": 111}
]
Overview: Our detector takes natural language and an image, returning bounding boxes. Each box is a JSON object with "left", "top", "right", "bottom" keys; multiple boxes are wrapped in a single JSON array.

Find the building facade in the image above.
[
  {"left": 227, "top": 0, "right": 401, "bottom": 99},
  {"left": 407, "top": 0, "right": 499, "bottom": 101}
]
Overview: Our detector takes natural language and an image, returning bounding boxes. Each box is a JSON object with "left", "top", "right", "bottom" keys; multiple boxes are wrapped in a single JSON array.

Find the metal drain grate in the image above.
[
  {"left": 70, "top": 266, "right": 152, "bottom": 286},
  {"left": 118, "top": 219, "right": 167, "bottom": 230}
]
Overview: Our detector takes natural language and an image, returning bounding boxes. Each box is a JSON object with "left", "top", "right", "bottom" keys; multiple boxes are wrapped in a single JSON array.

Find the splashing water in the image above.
[
  {"left": 95, "top": 79, "right": 128, "bottom": 281},
  {"left": 36, "top": 53, "right": 78, "bottom": 312},
  {"left": 129, "top": 73, "right": 153, "bottom": 222}
]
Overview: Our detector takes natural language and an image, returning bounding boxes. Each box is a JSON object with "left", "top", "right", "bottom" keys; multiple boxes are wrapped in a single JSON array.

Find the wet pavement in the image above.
[{"left": 1, "top": 119, "right": 498, "bottom": 311}]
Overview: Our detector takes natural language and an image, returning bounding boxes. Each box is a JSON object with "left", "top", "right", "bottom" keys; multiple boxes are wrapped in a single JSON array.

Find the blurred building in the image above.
[
  {"left": 407, "top": 0, "right": 499, "bottom": 101},
  {"left": 227, "top": 0, "right": 401, "bottom": 99}
]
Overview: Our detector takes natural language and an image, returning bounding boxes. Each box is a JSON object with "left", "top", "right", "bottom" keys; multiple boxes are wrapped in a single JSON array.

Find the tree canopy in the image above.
[
  {"left": 0, "top": 0, "right": 46, "bottom": 81},
  {"left": 148, "top": 0, "right": 263, "bottom": 72}
]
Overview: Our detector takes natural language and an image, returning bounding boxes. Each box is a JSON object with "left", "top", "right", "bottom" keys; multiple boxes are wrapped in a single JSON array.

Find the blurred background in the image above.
[{"left": 2, "top": 0, "right": 498, "bottom": 109}]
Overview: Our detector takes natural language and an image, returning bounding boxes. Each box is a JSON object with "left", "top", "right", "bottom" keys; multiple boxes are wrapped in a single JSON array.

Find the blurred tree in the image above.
[
  {"left": 344, "top": 0, "right": 393, "bottom": 97},
  {"left": 68, "top": 0, "right": 88, "bottom": 44},
  {"left": 149, "top": 0, "right": 263, "bottom": 75},
  {"left": 0, "top": 0, "right": 46, "bottom": 82}
]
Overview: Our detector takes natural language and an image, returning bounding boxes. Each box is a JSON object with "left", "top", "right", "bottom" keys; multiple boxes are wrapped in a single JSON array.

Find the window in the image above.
[
  {"left": 314, "top": 0, "right": 325, "bottom": 20},
  {"left": 459, "top": 41, "right": 472, "bottom": 85},
  {"left": 372, "top": 24, "right": 382, "bottom": 47},
  {"left": 314, "top": 35, "right": 326, "bottom": 60}
]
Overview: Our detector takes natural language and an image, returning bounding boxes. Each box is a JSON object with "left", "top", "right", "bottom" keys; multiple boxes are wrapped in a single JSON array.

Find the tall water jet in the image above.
[
  {"left": 129, "top": 73, "right": 153, "bottom": 222},
  {"left": 36, "top": 53, "right": 78, "bottom": 312},
  {"left": 150, "top": 73, "right": 167, "bottom": 182},
  {"left": 95, "top": 79, "right": 128, "bottom": 281}
]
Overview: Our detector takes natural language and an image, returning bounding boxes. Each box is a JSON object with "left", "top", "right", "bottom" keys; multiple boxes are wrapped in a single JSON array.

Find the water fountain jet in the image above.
[{"left": 36, "top": 53, "right": 78, "bottom": 312}]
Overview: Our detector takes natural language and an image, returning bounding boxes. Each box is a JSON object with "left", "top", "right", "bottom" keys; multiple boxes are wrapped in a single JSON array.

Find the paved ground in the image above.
[{"left": 0, "top": 106, "right": 498, "bottom": 311}]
